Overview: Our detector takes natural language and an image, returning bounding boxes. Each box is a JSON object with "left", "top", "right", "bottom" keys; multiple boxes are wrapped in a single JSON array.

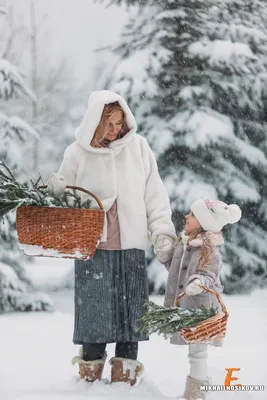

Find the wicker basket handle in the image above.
[
  {"left": 175, "top": 285, "right": 227, "bottom": 314},
  {"left": 39, "top": 185, "right": 104, "bottom": 210}
]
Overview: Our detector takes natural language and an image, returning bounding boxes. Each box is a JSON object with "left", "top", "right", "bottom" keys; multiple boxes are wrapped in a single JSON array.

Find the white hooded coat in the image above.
[{"left": 55, "top": 90, "right": 176, "bottom": 250}]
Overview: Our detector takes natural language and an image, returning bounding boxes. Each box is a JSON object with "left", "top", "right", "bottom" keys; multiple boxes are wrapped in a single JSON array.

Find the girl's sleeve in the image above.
[
  {"left": 141, "top": 137, "right": 176, "bottom": 243},
  {"left": 187, "top": 252, "right": 222, "bottom": 289}
]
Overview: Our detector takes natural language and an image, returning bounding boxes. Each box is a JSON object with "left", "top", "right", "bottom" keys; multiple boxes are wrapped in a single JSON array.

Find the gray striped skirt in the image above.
[{"left": 73, "top": 249, "right": 149, "bottom": 344}]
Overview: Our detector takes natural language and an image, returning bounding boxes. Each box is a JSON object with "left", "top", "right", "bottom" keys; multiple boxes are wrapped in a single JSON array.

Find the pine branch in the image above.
[
  {"left": 100, "top": 0, "right": 150, "bottom": 6},
  {"left": 0, "top": 199, "right": 22, "bottom": 218},
  {"left": 138, "top": 301, "right": 217, "bottom": 338},
  {"left": 0, "top": 162, "right": 92, "bottom": 218}
]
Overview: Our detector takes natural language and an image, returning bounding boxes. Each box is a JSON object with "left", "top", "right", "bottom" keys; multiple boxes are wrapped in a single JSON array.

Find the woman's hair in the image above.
[
  {"left": 90, "top": 101, "right": 126, "bottom": 148},
  {"left": 189, "top": 229, "right": 214, "bottom": 269}
]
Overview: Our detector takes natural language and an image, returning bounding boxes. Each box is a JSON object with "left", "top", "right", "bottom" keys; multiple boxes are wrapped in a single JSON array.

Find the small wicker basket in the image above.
[
  {"left": 16, "top": 185, "right": 105, "bottom": 260},
  {"left": 175, "top": 285, "right": 229, "bottom": 344}
]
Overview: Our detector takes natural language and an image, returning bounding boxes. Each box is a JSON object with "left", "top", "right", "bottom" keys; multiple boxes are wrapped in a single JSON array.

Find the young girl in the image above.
[{"left": 155, "top": 199, "right": 242, "bottom": 399}]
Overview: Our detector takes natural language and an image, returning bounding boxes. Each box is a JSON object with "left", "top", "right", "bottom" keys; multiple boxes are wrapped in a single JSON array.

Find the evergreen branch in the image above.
[
  {"left": 0, "top": 199, "right": 22, "bottom": 218},
  {"left": 0, "top": 162, "right": 92, "bottom": 218},
  {"left": 137, "top": 301, "right": 217, "bottom": 338}
]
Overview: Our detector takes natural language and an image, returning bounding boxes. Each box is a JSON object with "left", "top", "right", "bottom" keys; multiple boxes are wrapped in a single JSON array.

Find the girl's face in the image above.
[
  {"left": 105, "top": 111, "right": 123, "bottom": 141},
  {"left": 185, "top": 212, "right": 201, "bottom": 235}
]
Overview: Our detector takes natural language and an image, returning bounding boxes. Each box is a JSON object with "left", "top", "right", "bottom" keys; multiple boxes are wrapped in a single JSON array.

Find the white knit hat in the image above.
[{"left": 190, "top": 199, "right": 242, "bottom": 233}]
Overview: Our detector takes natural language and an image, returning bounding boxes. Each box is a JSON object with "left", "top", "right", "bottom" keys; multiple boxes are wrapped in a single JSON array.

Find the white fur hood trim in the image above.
[{"left": 181, "top": 231, "right": 224, "bottom": 247}]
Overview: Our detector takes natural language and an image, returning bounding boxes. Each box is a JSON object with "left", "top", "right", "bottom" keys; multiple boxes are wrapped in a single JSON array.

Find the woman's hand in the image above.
[
  {"left": 154, "top": 234, "right": 174, "bottom": 264},
  {"left": 185, "top": 279, "right": 204, "bottom": 296},
  {"left": 47, "top": 173, "right": 67, "bottom": 197}
]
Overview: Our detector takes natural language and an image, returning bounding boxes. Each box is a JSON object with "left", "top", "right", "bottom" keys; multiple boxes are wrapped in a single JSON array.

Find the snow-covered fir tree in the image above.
[
  {"left": 0, "top": 11, "right": 52, "bottom": 312},
  {"left": 104, "top": 0, "right": 267, "bottom": 294}
]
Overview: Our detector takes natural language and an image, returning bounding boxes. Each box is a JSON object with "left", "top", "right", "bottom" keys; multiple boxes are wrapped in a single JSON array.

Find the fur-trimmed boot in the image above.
[
  {"left": 109, "top": 357, "right": 144, "bottom": 386},
  {"left": 182, "top": 375, "right": 209, "bottom": 399},
  {"left": 72, "top": 347, "right": 107, "bottom": 382}
]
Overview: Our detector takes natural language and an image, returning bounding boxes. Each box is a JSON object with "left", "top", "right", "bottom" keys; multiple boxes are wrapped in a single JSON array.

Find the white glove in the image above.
[
  {"left": 154, "top": 234, "right": 174, "bottom": 252},
  {"left": 154, "top": 234, "right": 174, "bottom": 264},
  {"left": 186, "top": 279, "right": 204, "bottom": 296},
  {"left": 47, "top": 173, "right": 67, "bottom": 198}
]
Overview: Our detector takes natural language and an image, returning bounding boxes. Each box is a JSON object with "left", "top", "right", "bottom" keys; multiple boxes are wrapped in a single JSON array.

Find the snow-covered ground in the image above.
[{"left": 0, "top": 259, "right": 266, "bottom": 400}]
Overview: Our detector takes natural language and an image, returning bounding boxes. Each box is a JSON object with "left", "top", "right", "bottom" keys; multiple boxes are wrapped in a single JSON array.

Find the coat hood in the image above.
[{"left": 74, "top": 90, "right": 137, "bottom": 153}]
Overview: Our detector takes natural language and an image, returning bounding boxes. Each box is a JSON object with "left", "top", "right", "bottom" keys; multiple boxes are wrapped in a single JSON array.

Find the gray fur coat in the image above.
[{"left": 164, "top": 232, "right": 225, "bottom": 347}]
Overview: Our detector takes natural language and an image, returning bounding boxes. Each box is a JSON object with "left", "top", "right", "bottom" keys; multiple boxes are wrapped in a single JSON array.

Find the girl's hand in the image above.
[{"left": 185, "top": 279, "right": 204, "bottom": 296}]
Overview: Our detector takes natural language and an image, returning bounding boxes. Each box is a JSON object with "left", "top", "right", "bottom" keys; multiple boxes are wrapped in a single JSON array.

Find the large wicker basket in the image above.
[
  {"left": 175, "top": 285, "right": 229, "bottom": 344},
  {"left": 16, "top": 186, "right": 105, "bottom": 260}
]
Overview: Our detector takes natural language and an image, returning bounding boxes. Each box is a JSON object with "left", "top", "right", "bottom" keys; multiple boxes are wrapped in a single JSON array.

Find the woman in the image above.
[{"left": 47, "top": 90, "right": 176, "bottom": 385}]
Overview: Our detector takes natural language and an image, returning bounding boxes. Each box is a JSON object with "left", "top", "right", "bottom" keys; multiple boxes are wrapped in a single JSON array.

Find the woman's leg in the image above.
[
  {"left": 83, "top": 342, "right": 107, "bottom": 361},
  {"left": 188, "top": 343, "right": 208, "bottom": 381},
  {"left": 115, "top": 341, "right": 138, "bottom": 360},
  {"left": 111, "top": 342, "right": 143, "bottom": 385}
]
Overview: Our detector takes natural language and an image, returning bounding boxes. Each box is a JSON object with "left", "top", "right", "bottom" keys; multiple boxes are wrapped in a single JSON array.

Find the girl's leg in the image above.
[
  {"left": 115, "top": 341, "right": 138, "bottom": 360},
  {"left": 83, "top": 342, "right": 107, "bottom": 361},
  {"left": 188, "top": 343, "right": 208, "bottom": 381}
]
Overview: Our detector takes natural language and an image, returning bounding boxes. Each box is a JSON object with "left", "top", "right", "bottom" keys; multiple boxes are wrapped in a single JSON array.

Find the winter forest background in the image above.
[{"left": 1, "top": 0, "right": 267, "bottom": 313}]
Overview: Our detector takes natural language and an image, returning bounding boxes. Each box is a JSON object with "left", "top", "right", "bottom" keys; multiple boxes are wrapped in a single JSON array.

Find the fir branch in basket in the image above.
[
  {"left": 0, "top": 162, "right": 91, "bottom": 218},
  {"left": 137, "top": 301, "right": 217, "bottom": 339}
]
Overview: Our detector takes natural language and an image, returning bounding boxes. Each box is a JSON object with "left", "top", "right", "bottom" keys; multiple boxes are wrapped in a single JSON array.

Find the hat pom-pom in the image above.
[{"left": 229, "top": 204, "right": 242, "bottom": 224}]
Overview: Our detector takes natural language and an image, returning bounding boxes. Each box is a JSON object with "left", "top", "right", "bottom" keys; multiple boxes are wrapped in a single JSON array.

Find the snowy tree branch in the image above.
[
  {"left": 0, "top": 59, "right": 36, "bottom": 102},
  {"left": 0, "top": 7, "right": 7, "bottom": 15},
  {"left": 0, "top": 113, "right": 39, "bottom": 141}
]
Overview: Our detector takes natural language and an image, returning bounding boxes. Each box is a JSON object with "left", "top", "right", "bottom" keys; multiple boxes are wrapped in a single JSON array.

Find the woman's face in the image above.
[
  {"left": 185, "top": 212, "right": 201, "bottom": 235},
  {"left": 105, "top": 111, "right": 123, "bottom": 141}
]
